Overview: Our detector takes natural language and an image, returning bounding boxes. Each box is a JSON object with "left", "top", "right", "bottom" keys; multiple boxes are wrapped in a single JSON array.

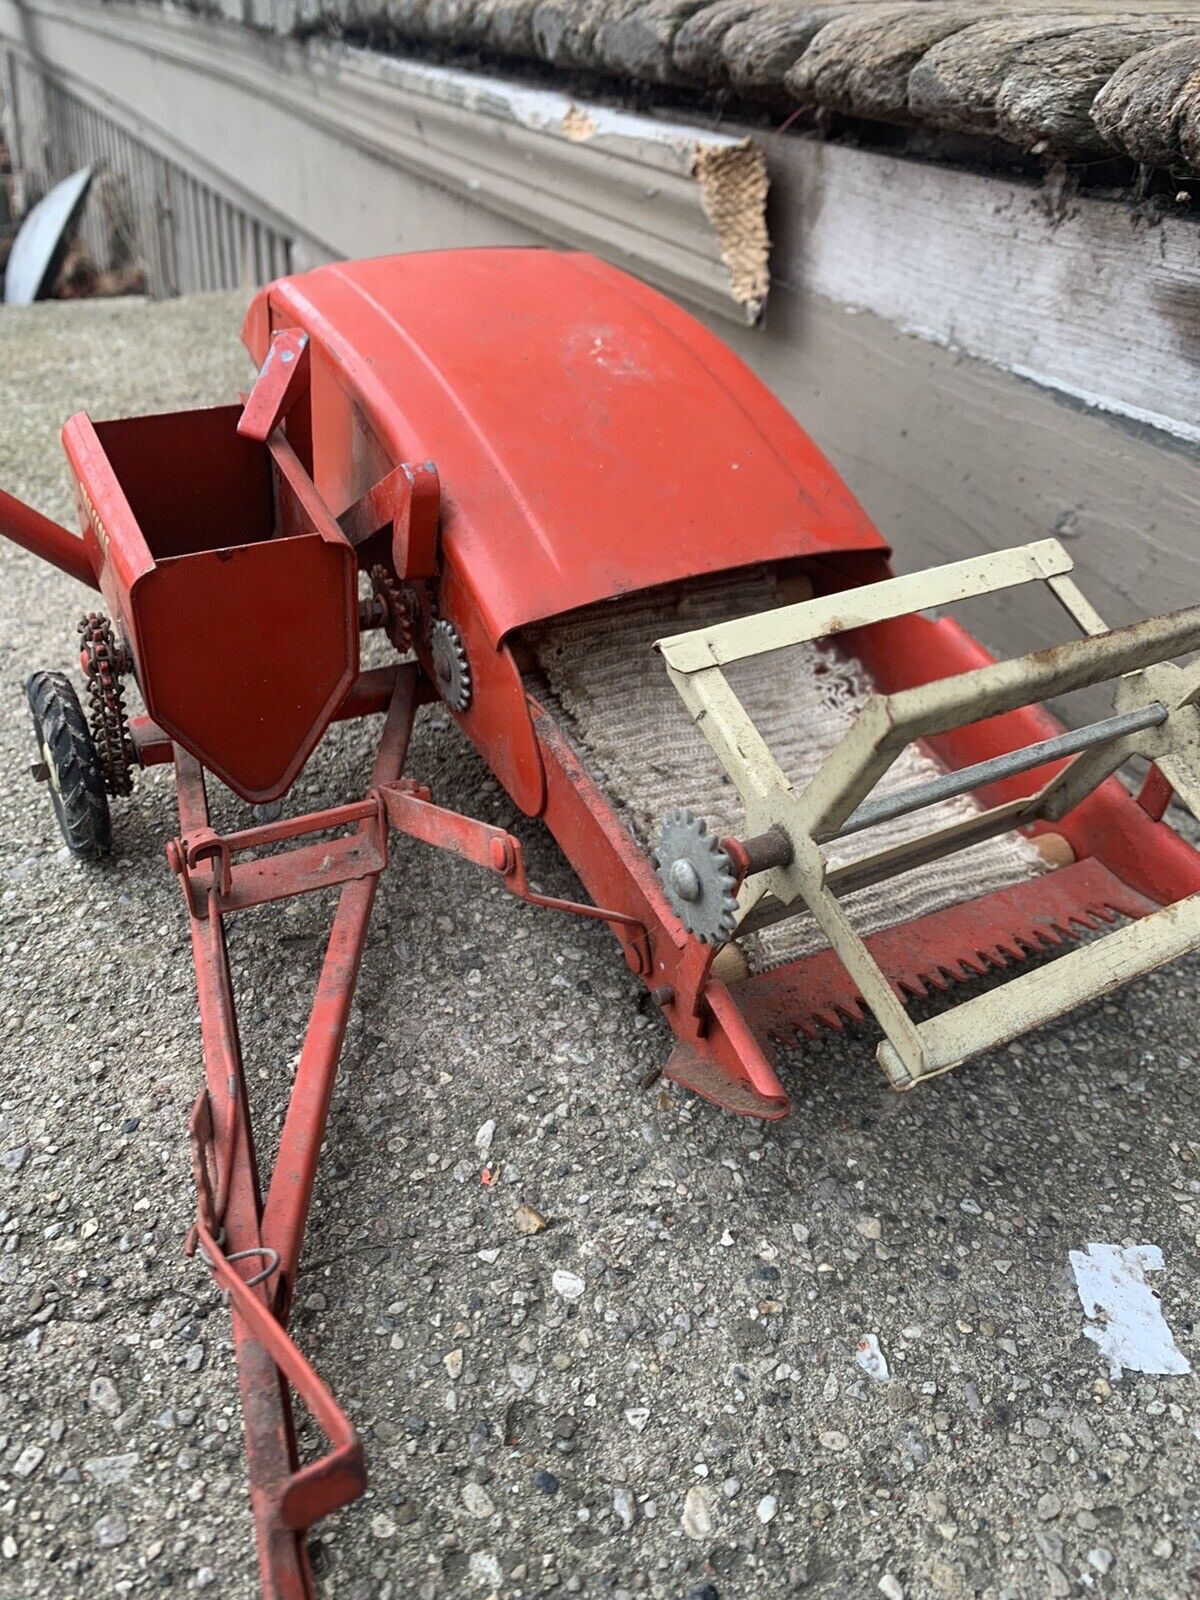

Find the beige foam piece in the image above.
[{"left": 692, "top": 141, "right": 770, "bottom": 322}]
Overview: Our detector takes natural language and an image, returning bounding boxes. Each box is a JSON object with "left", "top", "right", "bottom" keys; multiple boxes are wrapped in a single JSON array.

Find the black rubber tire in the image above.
[{"left": 25, "top": 670, "right": 112, "bottom": 860}]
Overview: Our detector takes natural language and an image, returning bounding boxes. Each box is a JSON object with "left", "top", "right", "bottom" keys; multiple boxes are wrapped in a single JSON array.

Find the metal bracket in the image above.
[
  {"left": 237, "top": 328, "right": 311, "bottom": 443},
  {"left": 168, "top": 798, "right": 389, "bottom": 918},
  {"left": 656, "top": 538, "right": 1200, "bottom": 1088},
  {"left": 338, "top": 460, "right": 441, "bottom": 579},
  {"left": 379, "top": 780, "right": 652, "bottom": 973}
]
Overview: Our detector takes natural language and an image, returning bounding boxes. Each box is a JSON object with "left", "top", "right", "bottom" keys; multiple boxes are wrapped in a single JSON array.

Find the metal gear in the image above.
[
  {"left": 78, "top": 612, "right": 136, "bottom": 797},
  {"left": 652, "top": 807, "right": 739, "bottom": 945},
  {"left": 430, "top": 617, "right": 472, "bottom": 713},
  {"left": 368, "top": 565, "right": 413, "bottom": 653}
]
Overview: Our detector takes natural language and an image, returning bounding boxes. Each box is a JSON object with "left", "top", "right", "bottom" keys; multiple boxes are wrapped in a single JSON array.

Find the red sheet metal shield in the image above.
[
  {"left": 62, "top": 406, "right": 358, "bottom": 804},
  {"left": 245, "top": 250, "right": 888, "bottom": 648},
  {"left": 133, "top": 535, "right": 356, "bottom": 801}
]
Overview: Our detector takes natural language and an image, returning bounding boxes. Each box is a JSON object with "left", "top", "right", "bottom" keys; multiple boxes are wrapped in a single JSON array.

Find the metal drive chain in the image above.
[{"left": 78, "top": 613, "right": 135, "bottom": 797}]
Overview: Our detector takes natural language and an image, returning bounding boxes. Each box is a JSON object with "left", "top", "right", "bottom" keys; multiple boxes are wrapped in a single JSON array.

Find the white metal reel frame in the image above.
[{"left": 655, "top": 539, "right": 1200, "bottom": 1090}]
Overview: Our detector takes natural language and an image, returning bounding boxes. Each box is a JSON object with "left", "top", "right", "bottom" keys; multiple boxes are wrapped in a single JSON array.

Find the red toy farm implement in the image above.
[{"left": 4, "top": 249, "right": 1200, "bottom": 1597}]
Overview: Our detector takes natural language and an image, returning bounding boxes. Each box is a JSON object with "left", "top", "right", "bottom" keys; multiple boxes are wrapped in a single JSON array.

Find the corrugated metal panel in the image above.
[{"left": 3, "top": 49, "right": 292, "bottom": 298}]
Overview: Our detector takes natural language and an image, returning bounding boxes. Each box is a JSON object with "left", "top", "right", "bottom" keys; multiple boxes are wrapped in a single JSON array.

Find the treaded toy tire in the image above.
[{"left": 26, "top": 670, "right": 112, "bottom": 860}]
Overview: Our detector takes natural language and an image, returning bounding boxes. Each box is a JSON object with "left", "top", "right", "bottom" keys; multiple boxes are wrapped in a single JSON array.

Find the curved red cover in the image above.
[{"left": 245, "top": 250, "right": 886, "bottom": 645}]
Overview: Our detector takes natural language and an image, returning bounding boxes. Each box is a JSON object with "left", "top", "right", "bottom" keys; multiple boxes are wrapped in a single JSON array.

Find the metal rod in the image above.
[
  {"left": 738, "top": 824, "right": 794, "bottom": 875},
  {"left": 130, "top": 665, "right": 426, "bottom": 768},
  {"left": 831, "top": 702, "right": 1168, "bottom": 841},
  {"left": 0, "top": 487, "right": 98, "bottom": 589},
  {"left": 174, "top": 749, "right": 314, "bottom": 1600},
  {"left": 882, "top": 610, "right": 1200, "bottom": 742},
  {"left": 725, "top": 824, "right": 793, "bottom": 880}
]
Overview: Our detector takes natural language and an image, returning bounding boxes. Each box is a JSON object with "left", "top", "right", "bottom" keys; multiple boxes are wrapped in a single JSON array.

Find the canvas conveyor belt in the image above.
[{"left": 531, "top": 571, "right": 1044, "bottom": 973}]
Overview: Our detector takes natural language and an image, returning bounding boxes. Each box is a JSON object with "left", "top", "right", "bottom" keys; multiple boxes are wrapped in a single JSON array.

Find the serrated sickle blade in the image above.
[{"left": 736, "top": 859, "right": 1158, "bottom": 1055}]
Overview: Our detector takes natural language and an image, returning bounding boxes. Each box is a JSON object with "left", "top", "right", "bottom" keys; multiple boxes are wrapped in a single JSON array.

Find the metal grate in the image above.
[{"left": 3, "top": 50, "right": 292, "bottom": 298}]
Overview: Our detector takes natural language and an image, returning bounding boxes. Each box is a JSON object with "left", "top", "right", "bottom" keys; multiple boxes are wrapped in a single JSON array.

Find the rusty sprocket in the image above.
[{"left": 78, "top": 613, "right": 135, "bottom": 797}]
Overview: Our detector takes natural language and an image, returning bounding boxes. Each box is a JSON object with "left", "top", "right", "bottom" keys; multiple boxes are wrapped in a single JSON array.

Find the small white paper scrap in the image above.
[
  {"left": 1069, "top": 1243, "right": 1191, "bottom": 1381},
  {"left": 855, "top": 1333, "right": 890, "bottom": 1383}
]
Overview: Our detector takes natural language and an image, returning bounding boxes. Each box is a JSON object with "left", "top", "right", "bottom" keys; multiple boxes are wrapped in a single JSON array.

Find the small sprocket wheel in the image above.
[
  {"left": 26, "top": 671, "right": 112, "bottom": 860},
  {"left": 78, "top": 612, "right": 135, "bottom": 797},
  {"left": 369, "top": 565, "right": 413, "bottom": 654},
  {"left": 652, "top": 807, "right": 738, "bottom": 945},
  {"left": 430, "top": 618, "right": 472, "bottom": 713}
]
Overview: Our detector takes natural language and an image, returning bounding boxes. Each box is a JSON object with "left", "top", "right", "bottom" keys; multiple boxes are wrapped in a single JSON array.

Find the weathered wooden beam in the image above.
[{"left": 213, "top": 0, "right": 1200, "bottom": 179}]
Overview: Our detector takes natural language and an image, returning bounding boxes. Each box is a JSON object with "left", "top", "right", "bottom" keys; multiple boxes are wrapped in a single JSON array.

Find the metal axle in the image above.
[
  {"left": 0, "top": 487, "right": 97, "bottom": 590},
  {"left": 723, "top": 824, "right": 794, "bottom": 880},
  {"left": 828, "top": 702, "right": 1169, "bottom": 842}
]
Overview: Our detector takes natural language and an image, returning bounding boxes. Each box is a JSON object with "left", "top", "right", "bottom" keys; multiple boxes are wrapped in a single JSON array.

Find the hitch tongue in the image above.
[{"left": 0, "top": 486, "right": 98, "bottom": 589}]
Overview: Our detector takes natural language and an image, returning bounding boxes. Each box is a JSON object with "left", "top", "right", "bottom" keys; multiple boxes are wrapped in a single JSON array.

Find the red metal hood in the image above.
[{"left": 244, "top": 249, "right": 886, "bottom": 644}]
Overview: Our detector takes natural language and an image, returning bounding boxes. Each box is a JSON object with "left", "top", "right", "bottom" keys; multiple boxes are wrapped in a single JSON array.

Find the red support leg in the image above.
[
  {"left": 261, "top": 673, "right": 418, "bottom": 1311},
  {"left": 178, "top": 751, "right": 316, "bottom": 1600},
  {"left": 176, "top": 668, "right": 418, "bottom": 1600}
]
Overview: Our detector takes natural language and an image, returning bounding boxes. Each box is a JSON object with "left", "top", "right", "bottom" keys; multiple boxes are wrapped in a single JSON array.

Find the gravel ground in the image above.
[{"left": 2, "top": 292, "right": 1200, "bottom": 1600}]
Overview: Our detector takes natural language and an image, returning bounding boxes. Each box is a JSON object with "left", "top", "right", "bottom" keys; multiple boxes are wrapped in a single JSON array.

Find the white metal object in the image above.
[
  {"left": 657, "top": 539, "right": 1200, "bottom": 1088},
  {"left": 3, "top": 164, "right": 92, "bottom": 304},
  {"left": 533, "top": 569, "right": 1039, "bottom": 974}
]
